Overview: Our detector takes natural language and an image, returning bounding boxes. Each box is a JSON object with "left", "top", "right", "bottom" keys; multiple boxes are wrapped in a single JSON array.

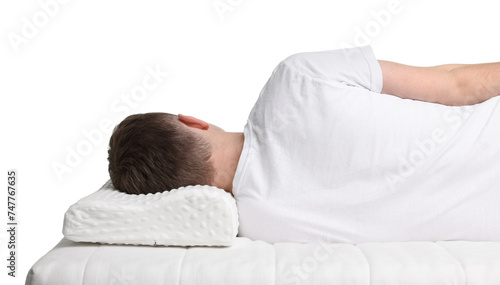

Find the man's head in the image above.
[{"left": 107, "top": 112, "right": 216, "bottom": 194}]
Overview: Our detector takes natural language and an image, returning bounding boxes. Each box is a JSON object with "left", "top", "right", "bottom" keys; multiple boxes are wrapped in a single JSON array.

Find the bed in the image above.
[
  {"left": 26, "top": 237, "right": 500, "bottom": 284},
  {"left": 26, "top": 179, "right": 500, "bottom": 284}
]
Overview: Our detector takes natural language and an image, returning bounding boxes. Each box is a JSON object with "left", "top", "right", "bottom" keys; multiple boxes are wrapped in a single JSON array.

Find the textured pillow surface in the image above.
[{"left": 63, "top": 180, "right": 238, "bottom": 246}]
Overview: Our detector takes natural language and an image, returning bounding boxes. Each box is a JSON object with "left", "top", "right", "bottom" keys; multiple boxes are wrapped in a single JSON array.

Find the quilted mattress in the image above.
[{"left": 26, "top": 237, "right": 500, "bottom": 284}]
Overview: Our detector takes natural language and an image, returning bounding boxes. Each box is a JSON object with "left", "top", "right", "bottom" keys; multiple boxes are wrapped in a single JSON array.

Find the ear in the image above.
[{"left": 177, "top": 114, "right": 209, "bottom": 130}]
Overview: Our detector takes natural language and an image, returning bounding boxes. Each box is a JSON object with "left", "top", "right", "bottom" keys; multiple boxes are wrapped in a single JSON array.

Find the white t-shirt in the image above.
[{"left": 232, "top": 46, "right": 500, "bottom": 244}]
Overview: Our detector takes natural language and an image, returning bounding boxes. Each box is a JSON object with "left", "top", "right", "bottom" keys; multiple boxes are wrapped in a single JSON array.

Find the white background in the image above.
[{"left": 1, "top": 0, "right": 499, "bottom": 283}]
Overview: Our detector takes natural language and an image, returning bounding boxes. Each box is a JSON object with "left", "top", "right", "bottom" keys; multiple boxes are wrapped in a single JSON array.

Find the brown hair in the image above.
[{"left": 107, "top": 112, "right": 215, "bottom": 194}]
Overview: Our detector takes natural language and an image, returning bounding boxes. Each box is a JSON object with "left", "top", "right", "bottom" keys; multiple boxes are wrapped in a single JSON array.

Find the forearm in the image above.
[
  {"left": 452, "top": 62, "right": 500, "bottom": 105},
  {"left": 379, "top": 60, "right": 500, "bottom": 106}
]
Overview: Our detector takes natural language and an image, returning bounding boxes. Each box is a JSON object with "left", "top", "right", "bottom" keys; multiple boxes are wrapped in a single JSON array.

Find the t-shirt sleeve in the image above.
[{"left": 280, "top": 45, "right": 383, "bottom": 93}]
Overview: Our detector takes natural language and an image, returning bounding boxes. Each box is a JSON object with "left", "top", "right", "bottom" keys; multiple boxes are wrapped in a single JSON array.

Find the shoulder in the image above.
[{"left": 277, "top": 46, "right": 375, "bottom": 79}]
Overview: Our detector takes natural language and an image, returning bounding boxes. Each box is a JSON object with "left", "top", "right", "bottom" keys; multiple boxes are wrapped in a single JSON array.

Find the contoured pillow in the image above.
[{"left": 63, "top": 180, "right": 238, "bottom": 246}]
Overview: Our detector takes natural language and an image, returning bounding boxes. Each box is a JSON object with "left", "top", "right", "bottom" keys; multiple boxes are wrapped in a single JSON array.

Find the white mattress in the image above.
[{"left": 27, "top": 237, "right": 500, "bottom": 284}]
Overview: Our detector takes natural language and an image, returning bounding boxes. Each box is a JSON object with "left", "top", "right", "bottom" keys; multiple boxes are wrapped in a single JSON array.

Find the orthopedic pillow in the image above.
[{"left": 62, "top": 180, "right": 239, "bottom": 246}]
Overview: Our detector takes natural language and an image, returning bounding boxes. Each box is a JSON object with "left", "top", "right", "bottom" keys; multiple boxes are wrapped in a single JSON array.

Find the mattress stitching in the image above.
[
  {"left": 177, "top": 247, "right": 189, "bottom": 285},
  {"left": 435, "top": 242, "right": 467, "bottom": 284},
  {"left": 81, "top": 243, "right": 102, "bottom": 285},
  {"left": 354, "top": 244, "right": 372, "bottom": 284},
  {"left": 272, "top": 243, "right": 277, "bottom": 285}
]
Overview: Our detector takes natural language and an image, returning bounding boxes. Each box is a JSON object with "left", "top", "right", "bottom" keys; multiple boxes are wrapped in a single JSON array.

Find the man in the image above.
[{"left": 108, "top": 46, "right": 500, "bottom": 243}]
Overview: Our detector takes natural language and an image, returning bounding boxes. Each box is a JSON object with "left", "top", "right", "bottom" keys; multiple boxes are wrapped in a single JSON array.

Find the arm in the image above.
[{"left": 378, "top": 60, "right": 500, "bottom": 106}]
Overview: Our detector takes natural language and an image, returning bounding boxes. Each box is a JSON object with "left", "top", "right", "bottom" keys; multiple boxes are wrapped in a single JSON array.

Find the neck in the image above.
[{"left": 210, "top": 132, "right": 244, "bottom": 194}]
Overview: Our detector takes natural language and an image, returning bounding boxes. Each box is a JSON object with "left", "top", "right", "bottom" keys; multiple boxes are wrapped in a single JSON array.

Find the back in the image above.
[{"left": 232, "top": 46, "right": 500, "bottom": 243}]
